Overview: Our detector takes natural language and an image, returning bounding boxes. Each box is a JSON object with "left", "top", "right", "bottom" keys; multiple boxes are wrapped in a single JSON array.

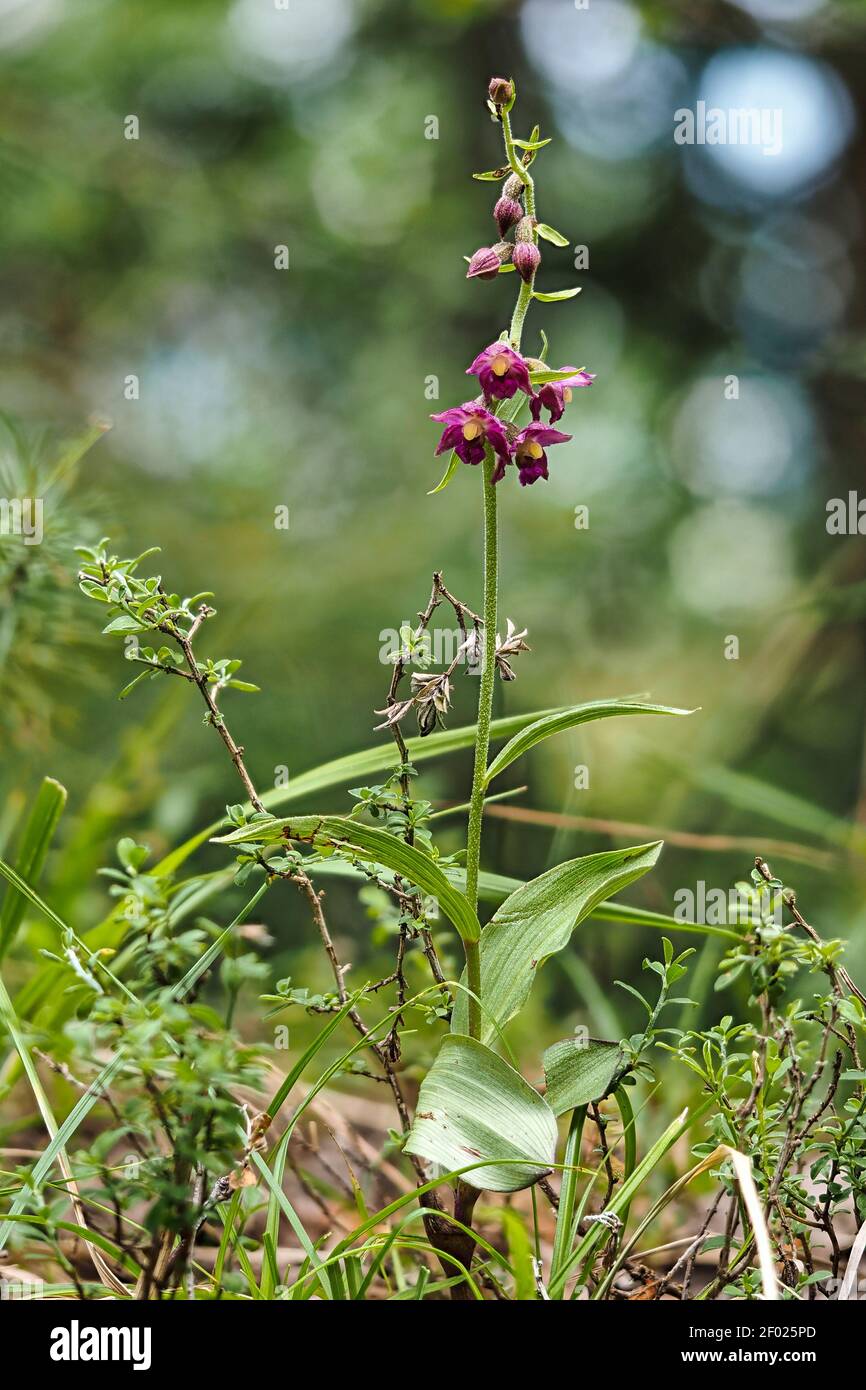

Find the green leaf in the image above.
[
  {"left": 304, "top": 859, "right": 740, "bottom": 943},
  {"left": 543, "top": 1038, "right": 624, "bottom": 1116},
  {"left": 117, "top": 670, "right": 153, "bottom": 700},
  {"left": 532, "top": 288, "right": 581, "bottom": 302},
  {"left": 484, "top": 700, "right": 694, "bottom": 786},
  {"left": 487, "top": 1206, "right": 535, "bottom": 1300},
  {"left": 116, "top": 838, "right": 149, "bottom": 873},
  {"left": 159, "top": 706, "right": 568, "bottom": 876},
  {"left": 472, "top": 168, "right": 509, "bottom": 182},
  {"left": 404, "top": 1035, "right": 557, "bottom": 1192},
  {"left": 0, "top": 858, "right": 70, "bottom": 936},
  {"left": 547, "top": 1101, "right": 712, "bottom": 1297},
  {"left": 0, "top": 778, "right": 66, "bottom": 960},
  {"left": 512, "top": 136, "right": 552, "bottom": 152},
  {"left": 451, "top": 843, "right": 663, "bottom": 1043},
  {"left": 0, "top": 884, "right": 272, "bottom": 1254},
  {"left": 101, "top": 615, "right": 146, "bottom": 635},
  {"left": 535, "top": 223, "right": 569, "bottom": 247},
  {"left": 528, "top": 367, "right": 585, "bottom": 386},
  {"left": 214, "top": 815, "right": 480, "bottom": 943},
  {"left": 428, "top": 449, "right": 459, "bottom": 496}
]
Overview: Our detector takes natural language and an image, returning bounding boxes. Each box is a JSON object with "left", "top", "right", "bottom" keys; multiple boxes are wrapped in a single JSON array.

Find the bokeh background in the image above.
[{"left": 2, "top": 0, "right": 866, "bottom": 1054}]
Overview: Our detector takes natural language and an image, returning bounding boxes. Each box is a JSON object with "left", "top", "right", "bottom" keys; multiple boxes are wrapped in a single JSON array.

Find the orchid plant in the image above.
[{"left": 3, "top": 76, "right": 864, "bottom": 1305}]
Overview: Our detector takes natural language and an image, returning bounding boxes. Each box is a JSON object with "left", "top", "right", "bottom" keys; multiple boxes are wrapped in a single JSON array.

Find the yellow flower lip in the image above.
[
  {"left": 491, "top": 355, "right": 511, "bottom": 377},
  {"left": 521, "top": 441, "right": 544, "bottom": 460},
  {"left": 462, "top": 419, "right": 483, "bottom": 440},
  {"left": 563, "top": 387, "right": 573, "bottom": 403}
]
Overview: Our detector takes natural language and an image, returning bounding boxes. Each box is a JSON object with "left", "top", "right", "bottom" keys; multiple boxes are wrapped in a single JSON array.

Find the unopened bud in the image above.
[
  {"left": 503, "top": 173, "right": 525, "bottom": 201},
  {"left": 488, "top": 77, "right": 514, "bottom": 107},
  {"left": 513, "top": 240, "right": 541, "bottom": 283},
  {"left": 494, "top": 195, "right": 523, "bottom": 237},
  {"left": 514, "top": 215, "right": 536, "bottom": 243},
  {"left": 467, "top": 246, "right": 502, "bottom": 280},
  {"left": 467, "top": 242, "right": 512, "bottom": 280}
]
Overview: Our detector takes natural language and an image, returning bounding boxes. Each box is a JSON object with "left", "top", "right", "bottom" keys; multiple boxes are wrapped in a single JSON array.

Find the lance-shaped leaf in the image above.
[
  {"left": 451, "top": 842, "right": 662, "bottom": 1043},
  {"left": 159, "top": 704, "right": 568, "bottom": 875},
  {"left": 428, "top": 449, "right": 459, "bottom": 495},
  {"left": 485, "top": 699, "right": 693, "bottom": 786},
  {"left": 543, "top": 1037, "right": 624, "bottom": 1116},
  {"left": 532, "top": 287, "right": 581, "bottom": 302},
  {"left": 535, "top": 222, "right": 569, "bottom": 247},
  {"left": 307, "top": 857, "right": 740, "bottom": 942},
  {"left": 0, "top": 777, "right": 66, "bottom": 960},
  {"left": 404, "top": 1035, "right": 557, "bottom": 1192},
  {"left": 214, "top": 815, "right": 480, "bottom": 943}
]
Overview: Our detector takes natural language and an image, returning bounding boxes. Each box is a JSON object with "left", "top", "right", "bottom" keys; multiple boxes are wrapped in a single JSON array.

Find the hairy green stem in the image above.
[
  {"left": 461, "top": 107, "right": 538, "bottom": 1042},
  {"left": 509, "top": 277, "right": 535, "bottom": 350},
  {"left": 501, "top": 109, "right": 536, "bottom": 216},
  {"left": 463, "top": 453, "right": 498, "bottom": 1040}
]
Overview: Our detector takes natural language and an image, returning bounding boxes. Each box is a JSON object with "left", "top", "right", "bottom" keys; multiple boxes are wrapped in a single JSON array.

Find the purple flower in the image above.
[
  {"left": 530, "top": 368, "right": 595, "bottom": 423},
  {"left": 431, "top": 403, "right": 511, "bottom": 476},
  {"left": 512, "top": 422, "right": 572, "bottom": 486},
  {"left": 467, "top": 246, "right": 502, "bottom": 281},
  {"left": 493, "top": 196, "right": 523, "bottom": 238},
  {"left": 513, "top": 240, "right": 541, "bottom": 283},
  {"left": 467, "top": 342, "right": 534, "bottom": 402}
]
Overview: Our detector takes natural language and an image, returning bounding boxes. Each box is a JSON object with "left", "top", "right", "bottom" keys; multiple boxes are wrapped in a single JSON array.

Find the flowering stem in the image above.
[
  {"left": 462, "top": 106, "right": 538, "bottom": 1043},
  {"left": 509, "top": 277, "right": 535, "bottom": 350},
  {"left": 463, "top": 453, "right": 498, "bottom": 1040},
  {"left": 501, "top": 109, "right": 535, "bottom": 217},
  {"left": 503, "top": 107, "right": 538, "bottom": 344}
]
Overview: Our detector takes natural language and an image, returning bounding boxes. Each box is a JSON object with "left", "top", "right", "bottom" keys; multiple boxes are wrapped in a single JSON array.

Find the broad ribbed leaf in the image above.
[
  {"left": 215, "top": 815, "right": 480, "bottom": 943},
  {"left": 451, "top": 842, "right": 663, "bottom": 1043},
  {"left": 0, "top": 777, "right": 66, "bottom": 959},
  {"left": 404, "top": 1035, "right": 557, "bottom": 1192},
  {"left": 159, "top": 705, "right": 566, "bottom": 876},
  {"left": 484, "top": 700, "right": 693, "bottom": 786},
  {"left": 543, "top": 1037, "right": 624, "bottom": 1116},
  {"left": 298, "top": 859, "right": 739, "bottom": 941}
]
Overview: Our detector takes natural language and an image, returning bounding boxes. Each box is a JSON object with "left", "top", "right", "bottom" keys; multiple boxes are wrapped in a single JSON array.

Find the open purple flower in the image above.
[
  {"left": 431, "top": 402, "right": 511, "bottom": 476},
  {"left": 467, "top": 342, "right": 534, "bottom": 403},
  {"left": 512, "top": 422, "right": 571, "bottom": 486},
  {"left": 530, "top": 368, "right": 595, "bottom": 423}
]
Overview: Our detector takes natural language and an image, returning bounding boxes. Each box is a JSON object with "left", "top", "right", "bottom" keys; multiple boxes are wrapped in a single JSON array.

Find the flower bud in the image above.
[
  {"left": 467, "top": 246, "right": 502, "bottom": 280},
  {"left": 514, "top": 215, "right": 536, "bottom": 243},
  {"left": 493, "top": 195, "right": 523, "bottom": 237},
  {"left": 503, "top": 173, "right": 525, "bottom": 201},
  {"left": 488, "top": 76, "right": 514, "bottom": 107},
  {"left": 467, "top": 242, "right": 512, "bottom": 280},
  {"left": 513, "top": 240, "right": 541, "bottom": 283}
]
